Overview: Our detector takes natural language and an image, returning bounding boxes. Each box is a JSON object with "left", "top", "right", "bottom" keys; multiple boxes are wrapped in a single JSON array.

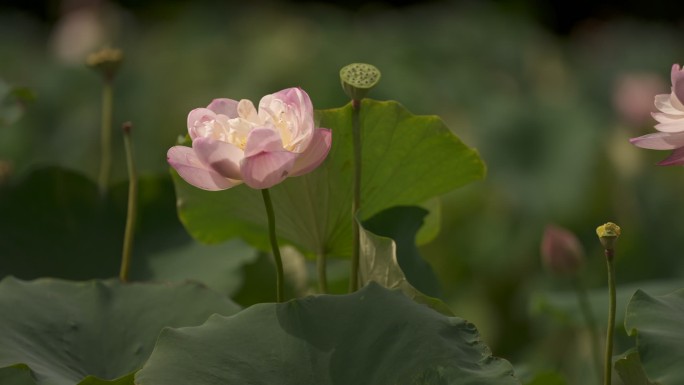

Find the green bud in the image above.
[{"left": 340, "top": 63, "right": 381, "bottom": 101}]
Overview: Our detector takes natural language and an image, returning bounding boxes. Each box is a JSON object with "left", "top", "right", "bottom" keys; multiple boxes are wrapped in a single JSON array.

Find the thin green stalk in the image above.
[
  {"left": 262, "top": 188, "right": 285, "bottom": 302},
  {"left": 119, "top": 122, "right": 137, "bottom": 282},
  {"left": 98, "top": 80, "right": 113, "bottom": 196},
  {"left": 573, "top": 277, "right": 602, "bottom": 384},
  {"left": 349, "top": 98, "right": 362, "bottom": 292},
  {"left": 317, "top": 252, "right": 328, "bottom": 293},
  {"left": 604, "top": 249, "right": 617, "bottom": 385}
]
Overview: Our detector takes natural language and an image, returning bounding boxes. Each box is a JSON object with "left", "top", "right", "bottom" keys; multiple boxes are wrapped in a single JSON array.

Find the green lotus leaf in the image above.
[
  {"left": 362, "top": 205, "right": 442, "bottom": 298},
  {"left": 136, "top": 283, "right": 518, "bottom": 385},
  {"left": 358, "top": 211, "right": 452, "bottom": 316},
  {"left": 624, "top": 288, "right": 684, "bottom": 385},
  {"left": 615, "top": 348, "right": 656, "bottom": 385},
  {"left": 529, "top": 280, "right": 682, "bottom": 327},
  {"left": 0, "top": 277, "right": 240, "bottom": 385}
]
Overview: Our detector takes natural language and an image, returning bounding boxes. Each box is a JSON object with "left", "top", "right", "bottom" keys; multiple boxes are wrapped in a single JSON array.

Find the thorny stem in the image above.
[
  {"left": 119, "top": 122, "right": 137, "bottom": 282},
  {"left": 262, "top": 188, "right": 285, "bottom": 302},
  {"left": 349, "top": 98, "right": 362, "bottom": 292}
]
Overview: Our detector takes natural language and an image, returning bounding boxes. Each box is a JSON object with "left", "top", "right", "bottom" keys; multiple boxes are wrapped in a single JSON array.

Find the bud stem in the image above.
[
  {"left": 349, "top": 99, "right": 362, "bottom": 292},
  {"left": 262, "top": 188, "right": 285, "bottom": 302},
  {"left": 119, "top": 122, "right": 137, "bottom": 282},
  {"left": 98, "top": 80, "right": 113, "bottom": 196},
  {"left": 603, "top": 250, "right": 617, "bottom": 385}
]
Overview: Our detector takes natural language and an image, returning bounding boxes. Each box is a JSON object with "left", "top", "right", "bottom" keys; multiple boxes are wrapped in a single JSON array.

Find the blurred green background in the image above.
[{"left": 1, "top": 0, "right": 683, "bottom": 383}]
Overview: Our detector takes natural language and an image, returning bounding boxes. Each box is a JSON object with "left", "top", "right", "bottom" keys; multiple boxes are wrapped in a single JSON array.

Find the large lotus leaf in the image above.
[
  {"left": 0, "top": 167, "right": 257, "bottom": 298},
  {"left": 0, "top": 364, "right": 36, "bottom": 385},
  {"left": 173, "top": 99, "right": 485, "bottom": 257},
  {"left": 362, "top": 205, "right": 442, "bottom": 298},
  {"left": 140, "top": 239, "right": 257, "bottom": 298},
  {"left": 358, "top": 212, "right": 452, "bottom": 315},
  {"left": 624, "top": 288, "right": 684, "bottom": 385},
  {"left": 529, "top": 280, "right": 682, "bottom": 328},
  {"left": 135, "top": 282, "right": 519, "bottom": 385},
  {"left": 0, "top": 277, "right": 241, "bottom": 385},
  {"left": 615, "top": 348, "right": 656, "bottom": 385},
  {"left": 524, "top": 371, "right": 567, "bottom": 385}
]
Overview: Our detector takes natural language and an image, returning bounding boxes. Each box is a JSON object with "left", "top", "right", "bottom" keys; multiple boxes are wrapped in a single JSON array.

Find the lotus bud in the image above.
[{"left": 541, "top": 224, "right": 585, "bottom": 275}]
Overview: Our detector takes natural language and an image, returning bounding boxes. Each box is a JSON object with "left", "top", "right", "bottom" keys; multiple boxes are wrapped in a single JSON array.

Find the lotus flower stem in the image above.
[
  {"left": 604, "top": 250, "right": 616, "bottom": 385},
  {"left": 349, "top": 99, "right": 362, "bottom": 292},
  {"left": 317, "top": 252, "right": 328, "bottom": 293},
  {"left": 98, "top": 80, "right": 113, "bottom": 196},
  {"left": 119, "top": 122, "right": 137, "bottom": 282},
  {"left": 573, "top": 277, "right": 602, "bottom": 384},
  {"left": 262, "top": 188, "right": 285, "bottom": 302}
]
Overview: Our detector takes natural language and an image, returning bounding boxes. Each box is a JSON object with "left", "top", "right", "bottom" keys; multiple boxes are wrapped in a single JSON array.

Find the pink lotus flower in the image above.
[
  {"left": 630, "top": 64, "right": 684, "bottom": 165},
  {"left": 168, "top": 87, "right": 332, "bottom": 190}
]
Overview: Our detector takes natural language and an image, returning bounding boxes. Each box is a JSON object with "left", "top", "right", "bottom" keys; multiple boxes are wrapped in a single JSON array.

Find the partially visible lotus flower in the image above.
[
  {"left": 168, "top": 87, "right": 332, "bottom": 190},
  {"left": 630, "top": 64, "right": 684, "bottom": 165}
]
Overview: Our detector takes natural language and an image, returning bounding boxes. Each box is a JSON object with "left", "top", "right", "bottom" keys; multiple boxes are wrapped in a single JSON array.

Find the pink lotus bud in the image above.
[
  {"left": 541, "top": 224, "right": 585, "bottom": 275},
  {"left": 168, "top": 87, "right": 332, "bottom": 190}
]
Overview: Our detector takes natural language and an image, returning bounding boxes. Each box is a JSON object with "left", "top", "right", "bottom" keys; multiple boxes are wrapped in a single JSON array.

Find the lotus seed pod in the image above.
[
  {"left": 596, "top": 222, "right": 621, "bottom": 250},
  {"left": 340, "top": 63, "right": 381, "bottom": 101},
  {"left": 86, "top": 47, "right": 123, "bottom": 81}
]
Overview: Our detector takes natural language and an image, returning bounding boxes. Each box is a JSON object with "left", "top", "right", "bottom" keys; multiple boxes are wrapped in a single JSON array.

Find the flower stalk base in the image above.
[{"left": 262, "top": 188, "right": 285, "bottom": 302}]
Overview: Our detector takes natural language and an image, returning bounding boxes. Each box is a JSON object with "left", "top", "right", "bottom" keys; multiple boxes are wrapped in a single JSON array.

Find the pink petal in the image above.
[
  {"left": 237, "top": 99, "right": 260, "bottom": 123},
  {"left": 167, "top": 146, "right": 241, "bottom": 191},
  {"left": 193, "top": 137, "right": 244, "bottom": 180},
  {"left": 207, "top": 98, "right": 239, "bottom": 118},
  {"left": 290, "top": 128, "right": 332, "bottom": 176},
  {"left": 187, "top": 108, "right": 216, "bottom": 140},
  {"left": 671, "top": 64, "right": 683, "bottom": 87},
  {"left": 244, "top": 127, "right": 285, "bottom": 157},
  {"left": 241, "top": 151, "right": 297, "bottom": 189},
  {"left": 630, "top": 131, "right": 684, "bottom": 150},
  {"left": 652, "top": 111, "right": 683, "bottom": 124},
  {"left": 270, "top": 88, "right": 313, "bottom": 115},
  {"left": 654, "top": 94, "right": 681, "bottom": 115},
  {"left": 671, "top": 92, "right": 684, "bottom": 111},
  {"left": 674, "top": 84, "right": 684, "bottom": 108},
  {"left": 658, "top": 147, "right": 684, "bottom": 166},
  {"left": 260, "top": 87, "right": 315, "bottom": 150},
  {"left": 654, "top": 121, "right": 684, "bottom": 133}
]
